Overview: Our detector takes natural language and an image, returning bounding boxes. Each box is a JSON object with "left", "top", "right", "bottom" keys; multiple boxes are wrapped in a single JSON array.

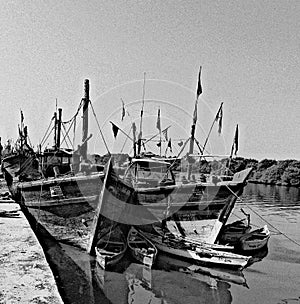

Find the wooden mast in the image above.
[
  {"left": 56, "top": 108, "right": 62, "bottom": 150},
  {"left": 53, "top": 111, "right": 57, "bottom": 149},
  {"left": 82, "top": 79, "right": 89, "bottom": 160}
]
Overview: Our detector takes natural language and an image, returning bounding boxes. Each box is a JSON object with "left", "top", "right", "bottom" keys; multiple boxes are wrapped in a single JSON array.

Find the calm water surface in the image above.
[{"left": 44, "top": 183, "right": 300, "bottom": 304}]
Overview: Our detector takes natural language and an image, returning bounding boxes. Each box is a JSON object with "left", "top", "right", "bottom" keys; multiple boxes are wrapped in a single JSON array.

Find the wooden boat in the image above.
[
  {"left": 127, "top": 226, "right": 157, "bottom": 267},
  {"left": 95, "top": 225, "right": 127, "bottom": 269},
  {"left": 238, "top": 225, "right": 270, "bottom": 252},
  {"left": 89, "top": 70, "right": 253, "bottom": 259},
  {"left": 1, "top": 80, "right": 105, "bottom": 251},
  {"left": 153, "top": 224, "right": 234, "bottom": 251},
  {"left": 139, "top": 229, "right": 251, "bottom": 270},
  {"left": 219, "top": 218, "right": 252, "bottom": 245},
  {"left": 101, "top": 156, "right": 253, "bottom": 243}
]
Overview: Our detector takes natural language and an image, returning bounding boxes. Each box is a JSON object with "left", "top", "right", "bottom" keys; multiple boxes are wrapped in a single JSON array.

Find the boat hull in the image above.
[
  {"left": 95, "top": 225, "right": 127, "bottom": 270},
  {"left": 238, "top": 226, "right": 270, "bottom": 252},
  {"left": 140, "top": 230, "right": 251, "bottom": 270},
  {"left": 13, "top": 173, "right": 104, "bottom": 250},
  {"left": 100, "top": 164, "right": 253, "bottom": 249},
  {"left": 127, "top": 227, "right": 157, "bottom": 267}
]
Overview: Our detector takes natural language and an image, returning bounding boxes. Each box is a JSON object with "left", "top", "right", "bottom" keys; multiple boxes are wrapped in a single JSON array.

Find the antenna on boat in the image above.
[{"left": 137, "top": 72, "right": 146, "bottom": 156}]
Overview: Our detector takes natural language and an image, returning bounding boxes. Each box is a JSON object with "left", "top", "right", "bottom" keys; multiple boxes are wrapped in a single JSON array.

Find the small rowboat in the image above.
[
  {"left": 238, "top": 225, "right": 270, "bottom": 252},
  {"left": 139, "top": 229, "right": 252, "bottom": 270},
  {"left": 127, "top": 227, "right": 157, "bottom": 267},
  {"left": 95, "top": 226, "right": 127, "bottom": 270},
  {"left": 219, "top": 218, "right": 251, "bottom": 244}
]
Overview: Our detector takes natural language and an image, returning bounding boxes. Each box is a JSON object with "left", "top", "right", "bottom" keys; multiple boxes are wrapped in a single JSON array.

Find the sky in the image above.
[{"left": 0, "top": 0, "right": 299, "bottom": 161}]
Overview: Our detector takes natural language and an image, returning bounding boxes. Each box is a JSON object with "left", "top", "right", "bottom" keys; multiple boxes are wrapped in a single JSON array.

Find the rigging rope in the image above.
[
  {"left": 89, "top": 101, "right": 110, "bottom": 155},
  {"left": 61, "top": 124, "right": 73, "bottom": 148},
  {"left": 40, "top": 116, "right": 55, "bottom": 147},
  {"left": 62, "top": 99, "right": 83, "bottom": 124},
  {"left": 225, "top": 183, "right": 300, "bottom": 248}
]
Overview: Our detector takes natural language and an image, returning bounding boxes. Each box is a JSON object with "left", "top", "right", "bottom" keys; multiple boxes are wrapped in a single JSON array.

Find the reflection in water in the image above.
[
  {"left": 244, "top": 183, "right": 300, "bottom": 208},
  {"left": 240, "top": 183, "right": 300, "bottom": 244},
  {"left": 39, "top": 234, "right": 244, "bottom": 304},
  {"left": 93, "top": 259, "right": 236, "bottom": 304}
]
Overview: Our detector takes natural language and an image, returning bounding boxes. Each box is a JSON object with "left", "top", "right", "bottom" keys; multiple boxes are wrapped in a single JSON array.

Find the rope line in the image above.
[{"left": 225, "top": 184, "right": 300, "bottom": 248}]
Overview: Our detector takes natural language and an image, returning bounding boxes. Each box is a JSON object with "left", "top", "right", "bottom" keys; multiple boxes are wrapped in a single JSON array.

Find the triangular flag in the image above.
[
  {"left": 215, "top": 104, "right": 223, "bottom": 134},
  {"left": 156, "top": 108, "right": 161, "bottom": 131},
  {"left": 110, "top": 122, "right": 119, "bottom": 139},
  {"left": 196, "top": 66, "right": 202, "bottom": 99},
  {"left": 218, "top": 107, "right": 223, "bottom": 134},
  {"left": 234, "top": 124, "right": 239, "bottom": 155},
  {"left": 121, "top": 99, "right": 126, "bottom": 121},
  {"left": 162, "top": 128, "right": 168, "bottom": 141},
  {"left": 168, "top": 138, "right": 172, "bottom": 153}
]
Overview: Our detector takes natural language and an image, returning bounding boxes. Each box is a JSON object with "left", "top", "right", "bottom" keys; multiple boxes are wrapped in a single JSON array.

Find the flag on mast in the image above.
[
  {"left": 167, "top": 138, "right": 172, "bottom": 152},
  {"left": 234, "top": 124, "right": 239, "bottom": 155},
  {"left": 121, "top": 99, "right": 126, "bottom": 121},
  {"left": 193, "top": 66, "right": 202, "bottom": 125},
  {"left": 162, "top": 128, "right": 168, "bottom": 141},
  {"left": 110, "top": 122, "right": 119, "bottom": 139},
  {"left": 215, "top": 103, "right": 223, "bottom": 134},
  {"left": 20, "top": 110, "right": 24, "bottom": 123},
  {"left": 196, "top": 66, "right": 203, "bottom": 99},
  {"left": 156, "top": 108, "right": 161, "bottom": 131}
]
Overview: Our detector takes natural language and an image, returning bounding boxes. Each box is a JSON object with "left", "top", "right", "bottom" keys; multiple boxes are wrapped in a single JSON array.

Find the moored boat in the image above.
[
  {"left": 238, "top": 225, "right": 270, "bottom": 252},
  {"left": 218, "top": 217, "right": 252, "bottom": 245},
  {"left": 2, "top": 79, "right": 105, "bottom": 251},
  {"left": 95, "top": 225, "right": 128, "bottom": 269},
  {"left": 138, "top": 229, "right": 251, "bottom": 270},
  {"left": 127, "top": 226, "right": 157, "bottom": 267}
]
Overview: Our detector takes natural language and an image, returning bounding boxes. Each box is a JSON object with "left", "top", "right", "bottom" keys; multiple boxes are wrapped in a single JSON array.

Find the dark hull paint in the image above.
[{"left": 11, "top": 173, "right": 104, "bottom": 250}]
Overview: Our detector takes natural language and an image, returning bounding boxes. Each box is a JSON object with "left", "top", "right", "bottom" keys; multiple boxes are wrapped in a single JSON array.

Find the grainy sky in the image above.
[{"left": 1, "top": 1, "right": 299, "bottom": 160}]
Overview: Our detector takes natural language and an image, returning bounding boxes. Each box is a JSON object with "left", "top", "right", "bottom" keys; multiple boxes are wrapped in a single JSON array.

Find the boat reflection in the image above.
[
  {"left": 156, "top": 253, "right": 248, "bottom": 288},
  {"left": 93, "top": 255, "right": 242, "bottom": 304},
  {"left": 94, "top": 262, "right": 165, "bottom": 304}
]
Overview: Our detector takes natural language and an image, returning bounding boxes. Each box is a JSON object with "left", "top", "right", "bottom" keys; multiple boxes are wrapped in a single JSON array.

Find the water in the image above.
[{"left": 42, "top": 183, "right": 300, "bottom": 304}]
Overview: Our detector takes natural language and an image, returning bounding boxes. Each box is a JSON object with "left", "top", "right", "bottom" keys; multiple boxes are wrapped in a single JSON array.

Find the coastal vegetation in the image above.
[
  {"left": 96, "top": 153, "right": 300, "bottom": 187},
  {"left": 199, "top": 157, "right": 300, "bottom": 187}
]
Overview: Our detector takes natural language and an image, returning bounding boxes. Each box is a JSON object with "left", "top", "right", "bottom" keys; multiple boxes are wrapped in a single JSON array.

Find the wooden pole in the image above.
[
  {"left": 56, "top": 108, "right": 62, "bottom": 150},
  {"left": 82, "top": 79, "right": 89, "bottom": 160},
  {"left": 87, "top": 157, "right": 112, "bottom": 255}
]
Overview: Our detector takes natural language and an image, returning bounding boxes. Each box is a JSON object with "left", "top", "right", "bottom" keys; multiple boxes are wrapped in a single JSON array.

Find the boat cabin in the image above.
[
  {"left": 123, "top": 158, "right": 175, "bottom": 188},
  {"left": 40, "top": 148, "right": 73, "bottom": 177}
]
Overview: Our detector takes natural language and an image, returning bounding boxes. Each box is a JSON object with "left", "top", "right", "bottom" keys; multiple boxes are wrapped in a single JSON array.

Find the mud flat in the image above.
[{"left": 0, "top": 201, "right": 63, "bottom": 304}]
